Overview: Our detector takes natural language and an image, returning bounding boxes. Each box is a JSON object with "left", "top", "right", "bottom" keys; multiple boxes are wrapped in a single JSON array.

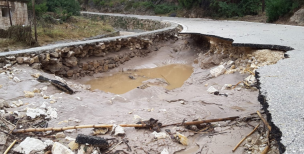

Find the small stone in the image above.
[
  {"left": 26, "top": 108, "right": 46, "bottom": 119},
  {"left": 13, "top": 137, "right": 46, "bottom": 154},
  {"left": 113, "top": 124, "right": 125, "bottom": 136},
  {"left": 207, "top": 86, "right": 219, "bottom": 94},
  {"left": 32, "top": 63, "right": 41, "bottom": 69},
  {"left": 65, "top": 129, "right": 75, "bottom": 133},
  {"left": 43, "top": 95, "right": 50, "bottom": 99},
  {"left": 74, "top": 119, "right": 81, "bottom": 123},
  {"left": 44, "top": 140, "right": 54, "bottom": 146},
  {"left": 221, "top": 84, "right": 232, "bottom": 90},
  {"left": 55, "top": 132, "right": 66, "bottom": 138},
  {"left": 41, "top": 86, "right": 48, "bottom": 91},
  {"left": 210, "top": 65, "right": 226, "bottom": 77},
  {"left": 13, "top": 76, "right": 21, "bottom": 82},
  {"left": 6, "top": 56, "right": 16, "bottom": 60},
  {"left": 180, "top": 100, "right": 185, "bottom": 104},
  {"left": 31, "top": 73, "right": 41, "bottom": 78},
  {"left": 68, "top": 141, "right": 79, "bottom": 150},
  {"left": 33, "top": 88, "right": 41, "bottom": 93},
  {"left": 24, "top": 91, "right": 35, "bottom": 98},
  {"left": 16, "top": 57, "right": 24, "bottom": 64},
  {"left": 236, "top": 88, "right": 242, "bottom": 91},
  {"left": 52, "top": 142, "right": 74, "bottom": 154},
  {"left": 76, "top": 97, "right": 82, "bottom": 101}
]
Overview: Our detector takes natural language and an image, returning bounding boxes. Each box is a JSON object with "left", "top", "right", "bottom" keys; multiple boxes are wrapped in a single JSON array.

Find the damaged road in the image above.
[{"left": 0, "top": 33, "right": 285, "bottom": 153}]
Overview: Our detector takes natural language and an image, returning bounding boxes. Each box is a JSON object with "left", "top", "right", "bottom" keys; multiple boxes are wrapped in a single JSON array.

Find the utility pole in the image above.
[
  {"left": 32, "top": 0, "right": 37, "bottom": 42},
  {"left": 6, "top": 0, "right": 12, "bottom": 26}
]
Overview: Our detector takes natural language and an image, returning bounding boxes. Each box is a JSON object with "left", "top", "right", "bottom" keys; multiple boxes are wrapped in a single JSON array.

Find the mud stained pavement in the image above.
[{"left": 0, "top": 37, "right": 271, "bottom": 154}]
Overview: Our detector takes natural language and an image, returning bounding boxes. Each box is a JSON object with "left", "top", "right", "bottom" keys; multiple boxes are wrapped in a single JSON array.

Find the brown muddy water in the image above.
[{"left": 86, "top": 64, "right": 193, "bottom": 94}]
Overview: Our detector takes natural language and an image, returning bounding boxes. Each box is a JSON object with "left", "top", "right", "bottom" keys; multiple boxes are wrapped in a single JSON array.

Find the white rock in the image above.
[
  {"left": 40, "top": 102, "right": 47, "bottom": 109},
  {"left": 207, "top": 86, "right": 218, "bottom": 94},
  {"left": 65, "top": 129, "right": 75, "bottom": 133},
  {"left": 44, "top": 140, "right": 54, "bottom": 146},
  {"left": 13, "top": 137, "right": 46, "bottom": 154},
  {"left": 65, "top": 137, "right": 76, "bottom": 141},
  {"left": 13, "top": 76, "right": 21, "bottom": 82},
  {"left": 210, "top": 65, "right": 226, "bottom": 77},
  {"left": 152, "top": 131, "right": 168, "bottom": 139},
  {"left": 26, "top": 108, "right": 46, "bottom": 119},
  {"left": 14, "top": 111, "right": 20, "bottom": 116},
  {"left": 74, "top": 119, "right": 81, "bottom": 123},
  {"left": 55, "top": 132, "right": 66, "bottom": 138},
  {"left": 113, "top": 124, "right": 125, "bottom": 136},
  {"left": 161, "top": 148, "right": 169, "bottom": 154},
  {"left": 41, "top": 86, "right": 48, "bottom": 91},
  {"left": 159, "top": 109, "right": 167, "bottom": 112},
  {"left": 0, "top": 110, "right": 5, "bottom": 115},
  {"left": 52, "top": 142, "right": 74, "bottom": 154},
  {"left": 92, "top": 150, "right": 99, "bottom": 154},
  {"left": 76, "top": 97, "right": 82, "bottom": 101},
  {"left": 46, "top": 106, "right": 57, "bottom": 119}
]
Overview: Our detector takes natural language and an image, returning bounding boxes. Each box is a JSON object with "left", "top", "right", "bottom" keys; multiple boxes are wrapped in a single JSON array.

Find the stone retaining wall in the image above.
[{"left": 0, "top": 13, "right": 179, "bottom": 78}]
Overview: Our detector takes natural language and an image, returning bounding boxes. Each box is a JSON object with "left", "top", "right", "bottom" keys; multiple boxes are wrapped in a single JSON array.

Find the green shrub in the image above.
[
  {"left": 46, "top": 0, "right": 80, "bottom": 21},
  {"left": 210, "top": 0, "right": 260, "bottom": 18},
  {"left": 154, "top": 4, "right": 177, "bottom": 14},
  {"left": 178, "top": 0, "right": 200, "bottom": 9},
  {"left": 266, "top": 0, "right": 292, "bottom": 22},
  {"left": 27, "top": 0, "right": 48, "bottom": 17}
]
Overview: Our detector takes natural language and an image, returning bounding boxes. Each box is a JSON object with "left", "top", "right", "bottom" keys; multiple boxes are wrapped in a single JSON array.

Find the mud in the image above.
[{"left": 0, "top": 35, "right": 280, "bottom": 154}]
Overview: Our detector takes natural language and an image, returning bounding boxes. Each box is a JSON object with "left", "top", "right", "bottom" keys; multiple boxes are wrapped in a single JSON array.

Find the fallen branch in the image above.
[
  {"left": 4, "top": 140, "right": 17, "bottom": 154},
  {"left": 257, "top": 111, "right": 271, "bottom": 131},
  {"left": 12, "top": 124, "right": 146, "bottom": 133},
  {"left": 232, "top": 81, "right": 243, "bottom": 90},
  {"left": 162, "top": 116, "right": 239, "bottom": 127},
  {"left": 13, "top": 116, "right": 239, "bottom": 134},
  {"left": 232, "top": 124, "right": 260, "bottom": 152}
]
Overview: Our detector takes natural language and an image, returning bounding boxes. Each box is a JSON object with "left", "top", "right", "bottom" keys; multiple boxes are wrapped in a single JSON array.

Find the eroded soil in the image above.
[{"left": 0, "top": 36, "right": 279, "bottom": 154}]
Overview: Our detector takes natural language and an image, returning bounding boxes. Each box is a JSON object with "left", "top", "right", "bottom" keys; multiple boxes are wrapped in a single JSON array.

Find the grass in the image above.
[
  {"left": 37, "top": 16, "right": 114, "bottom": 45},
  {"left": 0, "top": 16, "right": 114, "bottom": 51}
]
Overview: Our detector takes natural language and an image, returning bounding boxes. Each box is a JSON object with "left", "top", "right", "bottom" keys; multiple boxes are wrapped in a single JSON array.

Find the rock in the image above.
[
  {"left": 78, "top": 144, "right": 94, "bottom": 154},
  {"left": 207, "top": 86, "right": 219, "bottom": 94},
  {"left": 6, "top": 56, "right": 16, "bottom": 60},
  {"left": 52, "top": 142, "right": 74, "bottom": 154},
  {"left": 65, "top": 129, "right": 75, "bottom": 133},
  {"left": 44, "top": 140, "right": 54, "bottom": 146},
  {"left": 55, "top": 132, "right": 66, "bottom": 138},
  {"left": 161, "top": 148, "right": 169, "bottom": 154},
  {"left": 67, "top": 51, "right": 75, "bottom": 57},
  {"left": 76, "top": 97, "right": 82, "bottom": 101},
  {"left": 68, "top": 141, "right": 79, "bottom": 150},
  {"left": 175, "top": 132, "right": 188, "bottom": 146},
  {"left": 13, "top": 76, "right": 21, "bottom": 82},
  {"left": 24, "top": 91, "right": 35, "bottom": 98},
  {"left": 46, "top": 106, "right": 58, "bottom": 119},
  {"left": 33, "top": 56, "right": 39, "bottom": 63},
  {"left": 67, "top": 70, "right": 74, "bottom": 77},
  {"left": 290, "top": 8, "right": 304, "bottom": 25},
  {"left": 134, "top": 115, "right": 142, "bottom": 123},
  {"left": 16, "top": 57, "right": 24, "bottom": 64},
  {"left": 26, "top": 108, "right": 46, "bottom": 119},
  {"left": 152, "top": 131, "right": 168, "bottom": 139},
  {"left": 23, "top": 57, "right": 34, "bottom": 64},
  {"left": 210, "top": 65, "right": 226, "bottom": 77},
  {"left": 13, "top": 137, "right": 46, "bottom": 154},
  {"left": 3, "top": 64, "right": 11, "bottom": 70},
  {"left": 113, "top": 124, "right": 125, "bottom": 136},
  {"left": 221, "top": 84, "right": 232, "bottom": 90},
  {"left": 32, "top": 63, "right": 41, "bottom": 69},
  {"left": 33, "top": 88, "right": 41, "bottom": 93},
  {"left": 0, "top": 99, "right": 9, "bottom": 108},
  {"left": 50, "top": 52, "right": 59, "bottom": 58},
  {"left": 64, "top": 57, "right": 78, "bottom": 67},
  {"left": 244, "top": 75, "right": 257, "bottom": 86}
]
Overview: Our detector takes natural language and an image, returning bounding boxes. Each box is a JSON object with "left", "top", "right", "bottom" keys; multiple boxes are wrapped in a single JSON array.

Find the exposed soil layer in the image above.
[{"left": 0, "top": 35, "right": 281, "bottom": 154}]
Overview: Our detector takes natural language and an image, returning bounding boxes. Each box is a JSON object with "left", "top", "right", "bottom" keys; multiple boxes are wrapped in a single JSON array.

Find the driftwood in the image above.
[
  {"left": 257, "top": 111, "right": 271, "bottom": 131},
  {"left": 13, "top": 116, "right": 239, "bottom": 134},
  {"left": 261, "top": 145, "right": 270, "bottom": 154},
  {"left": 232, "top": 124, "right": 260, "bottom": 152},
  {"left": 4, "top": 140, "right": 17, "bottom": 154},
  {"left": 162, "top": 116, "right": 239, "bottom": 127},
  {"left": 13, "top": 124, "right": 146, "bottom": 134}
]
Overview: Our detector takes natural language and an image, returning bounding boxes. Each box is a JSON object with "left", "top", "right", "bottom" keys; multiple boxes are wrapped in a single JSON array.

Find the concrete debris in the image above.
[
  {"left": 55, "top": 132, "right": 66, "bottom": 138},
  {"left": 112, "top": 124, "right": 125, "bottom": 136},
  {"left": 52, "top": 142, "right": 74, "bottom": 154},
  {"left": 68, "top": 141, "right": 79, "bottom": 150},
  {"left": 46, "top": 106, "right": 58, "bottom": 119},
  {"left": 207, "top": 86, "right": 219, "bottom": 94},
  {"left": 13, "top": 76, "right": 21, "bottom": 82},
  {"left": 210, "top": 65, "right": 226, "bottom": 77},
  {"left": 13, "top": 137, "right": 47, "bottom": 154},
  {"left": 0, "top": 132, "right": 8, "bottom": 145},
  {"left": 152, "top": 131, "right": 168, "bottom": 139}
]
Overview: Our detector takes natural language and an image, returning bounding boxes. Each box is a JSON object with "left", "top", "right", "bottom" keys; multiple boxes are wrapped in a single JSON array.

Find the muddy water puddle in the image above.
[{"left": 86, "top": 64, "right": 193, "bottom": 94}]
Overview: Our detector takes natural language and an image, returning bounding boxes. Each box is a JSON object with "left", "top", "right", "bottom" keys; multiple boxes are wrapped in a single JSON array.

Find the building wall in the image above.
[{"left": 0, "top": 1, "right": 28, "bottom": 30}]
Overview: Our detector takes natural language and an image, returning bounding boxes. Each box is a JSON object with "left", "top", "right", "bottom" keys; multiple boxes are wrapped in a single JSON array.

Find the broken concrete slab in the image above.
[
  {"left": 13, "top": 137, "right": 46, "bottom": 154},
  {"left": 52, "top": 142, "right": 74, "bottom": 154}
]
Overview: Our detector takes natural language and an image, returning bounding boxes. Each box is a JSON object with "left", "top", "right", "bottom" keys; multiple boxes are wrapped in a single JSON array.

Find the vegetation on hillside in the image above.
[{"left": 82, "top": 0, "right": 304, "bottom": 22}]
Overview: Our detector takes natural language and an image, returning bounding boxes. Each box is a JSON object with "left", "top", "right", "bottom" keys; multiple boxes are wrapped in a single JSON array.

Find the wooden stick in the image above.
[
  {"left": 232, "top": 124, "right": 260, "bottom": 152},
  {"left": 257, "top": 111, "right": 271, "bottom": 131},
  {"left": 261, "top": 145, "right": 269, "bottom": 154},
  {"left": 232, "top": 81, "right": 243, "bottom": 90},
  {"left": 4, "top": 140, "right": 17, "bottom": 154},
  {"left": 13, "top": 124, "right": 146, "bottom": 134},
  {"left": 162, "top": 116, "right": 239, "bottom": 127}
]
